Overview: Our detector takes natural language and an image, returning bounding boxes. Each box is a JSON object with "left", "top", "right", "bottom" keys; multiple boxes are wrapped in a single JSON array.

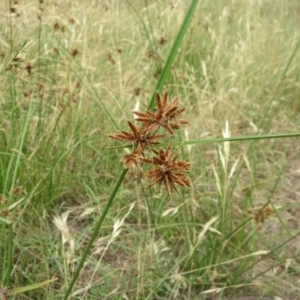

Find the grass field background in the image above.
[{"left": 1, "top": 0, "right": 300, "bottom": 299}]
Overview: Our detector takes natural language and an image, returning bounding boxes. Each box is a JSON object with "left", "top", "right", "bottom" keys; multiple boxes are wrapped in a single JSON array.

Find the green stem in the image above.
[
  {"left": 141, "top": 183, "right": 156, "bottom": 229},
  {"left": 63, "top": 168, "right": 128, "bottom": 300},
  {"left": 181, "top": 132, "right": 300, "bottom": 145},
  {"left": 148, "top": 0, "right": 200, "bottom": 110},
  {"left": 107, "top": 131, "right": 300, "bottom": 150},
  {"left": 5, "top": 224, "right": 13, "bottom": 286}
]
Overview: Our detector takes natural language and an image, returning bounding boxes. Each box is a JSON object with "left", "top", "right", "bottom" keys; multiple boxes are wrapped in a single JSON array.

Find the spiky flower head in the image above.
[
  {"left": 109, "top": 92, "right": 190, "bottom": 197},
  {"left": 109, "top": 121, "right": 165, "bottom": 152},
  {"left": 122, "top": 149, "right": 143, "bottom": 169},
  {"left": 143, "top": 143, "right": 190, "bottom": 197},
  {"left": 133, "top": 92, "right": 188, "bottom": 134}
]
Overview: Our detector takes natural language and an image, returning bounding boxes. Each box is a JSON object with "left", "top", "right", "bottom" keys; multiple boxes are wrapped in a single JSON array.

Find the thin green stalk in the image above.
[
  {"left": 5, "top": 224, "right": 13, "bottom": 286},
  {"left": 49, "top": 34, "right": 119, "bottom": 131},
  {"left": 180, "top": 132, "right": 300, "bottom": 146},
  {"left": 8, "top": 0, "right": 13, "bottom": 53},
  {"left": 141, "top": 182, "right": 156, "bottom": 229},
  {"left": 107, "top": 131, "right": 300, "bottom": 150},
  {"left": 257, "top": 37, "right": 300, "bottom": 130},
  {"left": 145, "top": 0, "right": 158, "bottom": 57},
  {"left": 9, "top": 106, "right": 31, "bottom": 195},
  {"left": 125, "top": 0, "right": 161, "bottom": 66},
  {"left": 240, "top": 230, "right": 300, "bottom": 283},
  {"left": 149, "top": 0, "right": 200, "bottom": 109},
  {"left": 63, "top": 168, "right": 128, "bottom": 300},
  {"left": 37, "top": 0, "right": 44, "bottom": 130},
  {"left": 0, "top": 217, "right": 13, "bottom": 286}
]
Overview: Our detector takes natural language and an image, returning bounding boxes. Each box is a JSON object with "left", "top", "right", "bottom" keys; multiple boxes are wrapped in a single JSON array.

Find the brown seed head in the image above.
[
  {"left": 122, "top": 149, "right": 143, "bottom": 169},
  {"left": 109, "top": 121, "right": 165, "bottom": 152},
  {"left": 144, "top": 143, "right": 190, "bottom": 196},
  {"left": 133, "top": 92, "right": 188, "bottom": 134}
]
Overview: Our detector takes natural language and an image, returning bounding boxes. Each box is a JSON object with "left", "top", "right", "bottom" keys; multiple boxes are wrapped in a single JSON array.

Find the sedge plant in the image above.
[{"left": 62, "top": 1, "right": 200, "bottom": 299}]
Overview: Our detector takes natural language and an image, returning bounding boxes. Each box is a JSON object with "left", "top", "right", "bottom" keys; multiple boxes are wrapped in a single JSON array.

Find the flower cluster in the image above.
[{"left": 109, "top": 92, "right": 190, "bottom": 197}]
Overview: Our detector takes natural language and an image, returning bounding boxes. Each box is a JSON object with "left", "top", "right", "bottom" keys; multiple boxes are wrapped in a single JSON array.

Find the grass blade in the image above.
[{"left": 148, "top": 0, "right": 200, "bottom": 109}]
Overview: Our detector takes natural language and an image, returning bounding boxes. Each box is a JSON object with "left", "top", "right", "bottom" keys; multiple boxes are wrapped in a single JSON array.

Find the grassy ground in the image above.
[{"left": 1, "top": 0, "right": 300, "bottom": 299}]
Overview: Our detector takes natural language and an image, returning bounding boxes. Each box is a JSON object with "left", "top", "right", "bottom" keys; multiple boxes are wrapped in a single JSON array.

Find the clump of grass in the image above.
[{"left": 1, "top": 0, "right": 300, "bottom": 299}]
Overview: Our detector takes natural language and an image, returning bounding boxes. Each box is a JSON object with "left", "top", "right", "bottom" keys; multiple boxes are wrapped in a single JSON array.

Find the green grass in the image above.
[{"left": 1, "top": 0, "right": 300, "bottom": 299}]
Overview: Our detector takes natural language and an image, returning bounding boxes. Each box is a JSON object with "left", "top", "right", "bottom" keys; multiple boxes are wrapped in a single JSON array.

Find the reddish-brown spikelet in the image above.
[
  {"left": 109, "top": 92, "right": 190, "bottom": 197},
  {"left": 143, "top": 143, "right": 190, "bottom": 197},
  {"left": 109, "top": 121, "right": 165, "bottom": 152},
  {"left": 122, "top": 149, "right": 143, "bottom": 169},
  {"left": 132, "top": 92, "right": 188, "bottom": 134}
]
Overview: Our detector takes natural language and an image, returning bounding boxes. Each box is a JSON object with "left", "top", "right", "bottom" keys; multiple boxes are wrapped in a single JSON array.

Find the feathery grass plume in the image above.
[{"left": 109, "top": 92, "right": 190, "bottom": 196}]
